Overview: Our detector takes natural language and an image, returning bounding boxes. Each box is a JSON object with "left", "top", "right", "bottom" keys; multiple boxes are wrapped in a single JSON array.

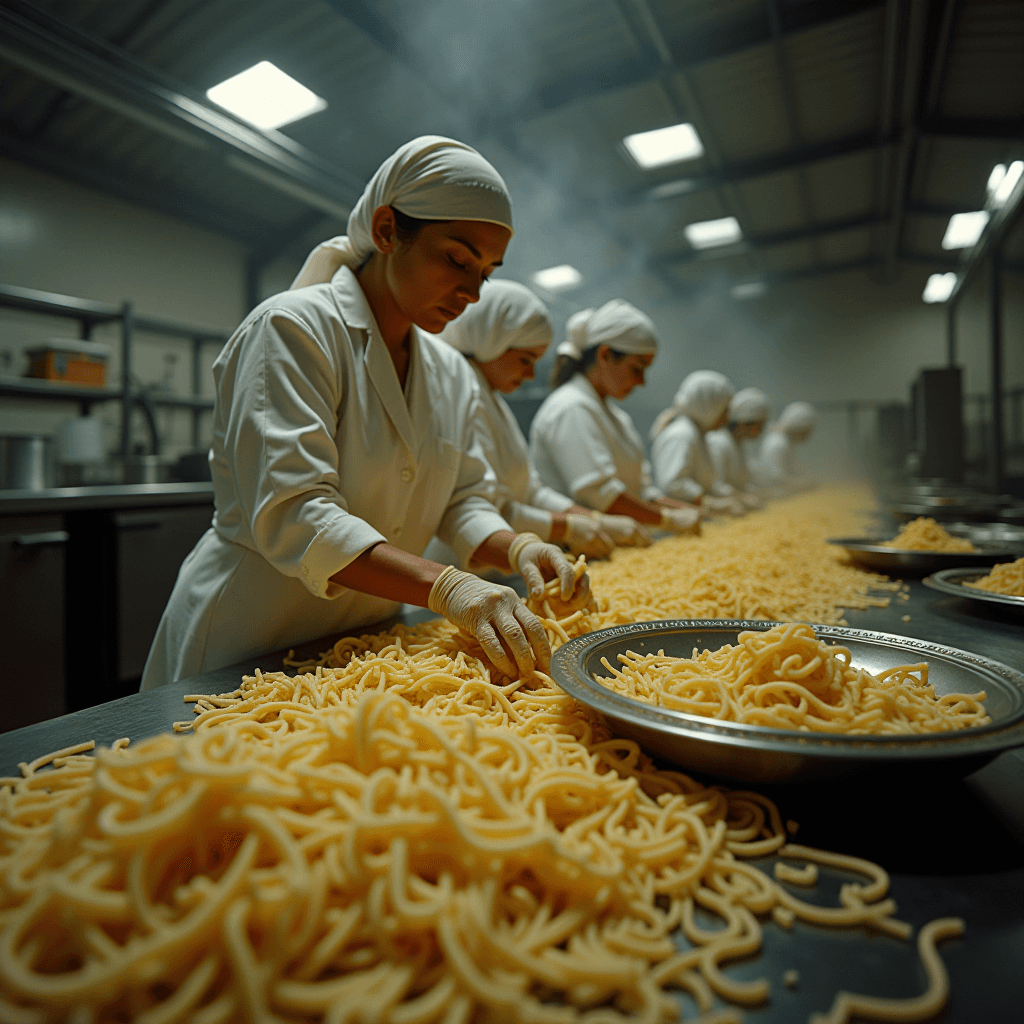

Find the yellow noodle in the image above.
[
  {"left": 965, "top": 556, "right": 1024, "bottom": 596},
  {"left": 881, "top": 517, "right": 974, "bottom": 552},
  {"left": 594, "top": 622, "right": 990, "bottom": 735}
]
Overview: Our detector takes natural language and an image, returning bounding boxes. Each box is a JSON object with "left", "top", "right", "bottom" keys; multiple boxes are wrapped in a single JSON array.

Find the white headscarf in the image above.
[
  {"left": 555, "top": 299, "right": 658, "bottom": 359},
  {"left": 442, "top": 280, "right": 551, "bottom": 363},
  {"left": 729, "top": 387, "right": 770, "bottom": 424},
  {"left": 777, "top": 401, "right": 816, "bottom": 435},
  {"left": 651, "top": 370, "right": 734, "bottom": 438},
  {"left": 290, "top": 136, "right": 513, "bottom": 289}
]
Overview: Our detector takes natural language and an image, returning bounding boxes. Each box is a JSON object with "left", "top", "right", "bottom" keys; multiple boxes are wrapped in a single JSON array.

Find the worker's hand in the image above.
[
  {"left": 563, "top": 513, "right": 613, "bottom": 559},
  {"left": 739, "top": 491, "right": 762, "bottom": 510},
  {"left": 428, "top": 566, "right": 550, "bottom": 677},
  {"left": 509, "top": 532, "right": 590, "bottom": 604},
  {"left": 595, "top": 513, "right": 651, "bottom": 547},
  {"left": 659, "top": 506, "right": 702, "bottom": 535},
  {"left": 702, "top": 495, "right": 746, "bottom": 517}
]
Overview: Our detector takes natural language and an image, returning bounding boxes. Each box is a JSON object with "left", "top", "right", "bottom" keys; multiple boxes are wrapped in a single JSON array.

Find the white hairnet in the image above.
[
  {"left": 651, "top": 369, "right": 733, "bottom": 438},
  {"left": 777, "top": 401, "right": 816, "bottom": 434},
  {"left": 729, "top": 387, "right": 770, "bottom": 424},
  {"left": 442, "top": 279, "right": 552, "bottom": 363},
  {"left": 555, "top": 299, "right": 658, "bottom": 359},
  {"left": 290, "top": 136, "right": 513, "bottom": 289}
]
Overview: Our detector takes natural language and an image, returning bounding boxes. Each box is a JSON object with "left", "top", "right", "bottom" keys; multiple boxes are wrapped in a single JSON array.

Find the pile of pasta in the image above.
[
  {"left": 582, "top": 488, "right": 904, "bottom": 628},
  {"left": 594, "top": 622, "right": 991, "bottom": 735},
  {"left": 966, "top": 555, "right": 1024, "bottom": 596},
  {"left": 881, "top": 517, "right": 974, "bottom": 552},
  {"left": 0, "top": 490, "right": 967, "bottom": 1023}
]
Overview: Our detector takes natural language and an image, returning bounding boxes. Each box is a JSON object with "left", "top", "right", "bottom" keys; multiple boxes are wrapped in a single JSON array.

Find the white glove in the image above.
[
  {"left": 702, "top": 495, "right": 746, "bottom": 517},
  {"left": 428, "top": 566, "right": 550, "bottom": 677},
  {"left": 508, "top": 532, "right": 587, "bottom": 603},
  {"left": 594, "top": 513, "right": 651, "bottom": 547},
  {"left": 659, "top": 506, "right": 702, "bottom": 535},
  {"left": 563, "top": 514, "right": 613, "bottom": 559}
]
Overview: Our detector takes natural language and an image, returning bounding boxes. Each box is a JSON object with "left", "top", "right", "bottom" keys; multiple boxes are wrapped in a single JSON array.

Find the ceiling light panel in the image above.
[
  {"left": 683, "top": 216, "right": 743, "bottom": 249},
  {"left": 531, "top": 265, "right": 583, "bottom": 292},
  {"left": 922, "top": 273, "right": 957, "bottom": 303},
  {"left": 941, "top": 211, "right": 989, "bottom": 250},
  {"left": 207, "top": 61, "right": 327, "bottom": 130},
  {"left": 623, "top": 123, "right": 704, "bottom": 169},
  {"left": 991, "top": 160, "right": 1023, "bottom": 208},
  {"left": 731, "top": 281, "right": 766, "bottom": 300}
]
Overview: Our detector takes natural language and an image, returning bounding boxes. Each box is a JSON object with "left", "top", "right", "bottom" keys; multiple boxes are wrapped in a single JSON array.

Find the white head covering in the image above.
[
  {"left": 290, "top": 136, "right": 513, "bottom": 289},
  {"left": 555, "top": 299, "right": 658, "bottom": 359},
  {"left": 650, "top": 369, "right": 733, "bottom": 438},
  {"left": 441, "top": 279, "right": 551, "bottom": 363},
  {"left": 729, "top": 387, "right": 770, "bottom": 424},
  {"left": 777, "top": 401, "right": 816, "bottom": 435}
]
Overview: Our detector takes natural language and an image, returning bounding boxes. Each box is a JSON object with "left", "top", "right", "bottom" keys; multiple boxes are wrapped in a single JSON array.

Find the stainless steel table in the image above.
[{"left": 2, "top": 583, "right": 1021, "bottom": 1021}]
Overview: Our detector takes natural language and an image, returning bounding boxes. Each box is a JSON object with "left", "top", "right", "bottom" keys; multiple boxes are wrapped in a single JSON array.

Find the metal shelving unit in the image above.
[{"left": 0, "top": 282, "right": 227, "bottom": 460}]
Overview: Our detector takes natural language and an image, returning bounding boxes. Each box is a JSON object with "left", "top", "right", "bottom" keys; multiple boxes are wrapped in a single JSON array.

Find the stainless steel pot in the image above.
[{"left": 0, "top": 435, "right": 53, "bottom": 490}]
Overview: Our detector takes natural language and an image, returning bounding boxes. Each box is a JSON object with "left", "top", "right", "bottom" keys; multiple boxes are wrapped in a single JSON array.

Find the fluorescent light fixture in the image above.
[
  {"left": 623, "top": 123, "right": 704, "bottom": 169},
  {"left": 922, "top": 272, "right": 957, "bottom": 303},
  {"left": 941, "top": 210, "right": 989, "bottom": 250},
  {"left": 987, "top": 164, "right": 1007, "bottom": 195},
  {"left": 207, "top": 61, "right": 326, "bottom": 130},
  {"left": 991, "top": 160, "right": 1023, "bottom": 208},
  {"left": 683, "top": 216, "right": 743, "bottom": 249},
  {"left": 731, "top": 281, "right": 766, "bottom": 300},
  {"left": 531, "top": 265, "right": 582, "bottom": 292}
]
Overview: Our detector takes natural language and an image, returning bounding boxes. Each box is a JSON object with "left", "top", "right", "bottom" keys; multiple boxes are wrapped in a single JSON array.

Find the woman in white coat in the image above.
[
  {"left": 758, "top": 400, "right": 817, "bottom": 494},
  {"left": 650, "top": 370, "right": 745, "bottom": 515},
  {"left": 142, "top": 136, "right": 585, "bottom": 690},
  {"left": 529, "top": 301, "right": 700, "bottom": 534},
  {"left": 439, "top": 279, "right": 650, "bottom": 559},
  {"left": 705, "top": 386, "right": 769, "bottom": 508}
]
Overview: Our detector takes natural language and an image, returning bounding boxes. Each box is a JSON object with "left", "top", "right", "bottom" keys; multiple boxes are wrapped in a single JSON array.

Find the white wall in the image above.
[{"left": 0, "top": 157, "right": 247, "bottom": 473}]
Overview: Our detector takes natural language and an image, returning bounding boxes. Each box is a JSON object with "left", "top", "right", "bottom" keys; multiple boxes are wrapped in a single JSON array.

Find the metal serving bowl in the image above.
[
  {"left": 550, "top": 620, "right": 1024, "bottom": 785},
  {"left": 827, "top": 537, "right": 1020, "bottom": 574}
]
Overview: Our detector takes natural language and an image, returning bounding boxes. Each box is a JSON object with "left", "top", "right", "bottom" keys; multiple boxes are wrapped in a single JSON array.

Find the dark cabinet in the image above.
[{"left": 0, "top": 515, "right": 67, "bottom": 732}]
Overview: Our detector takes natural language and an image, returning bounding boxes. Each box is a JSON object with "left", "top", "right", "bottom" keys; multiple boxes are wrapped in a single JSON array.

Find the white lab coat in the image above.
[
  {"left": 141, "top": 267, "right": 508, "bottom": 689},
  {"left": 758, "top": 430, "right": 796, "bottom": 484},
  {"left": 706, "top": 427, "right": 750, "bottom": 492},
  {"left": 651, "top": 414, "right": 731, "bottom": 503},
  {"left": 529, "top": 373, "right": 662, "bottom": 511},
  {"left": 425, "top": 362, "right": 573, "bottom": 566}
]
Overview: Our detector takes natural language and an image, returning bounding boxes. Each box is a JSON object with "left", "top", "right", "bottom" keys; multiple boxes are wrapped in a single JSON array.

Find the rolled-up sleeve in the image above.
[{"left": 217, "top": 312, "right": 386, "bottom": 599}]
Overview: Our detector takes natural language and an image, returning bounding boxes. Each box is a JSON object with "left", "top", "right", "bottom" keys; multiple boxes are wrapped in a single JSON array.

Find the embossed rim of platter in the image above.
[
  {"left": 923, "top": 568, "right": 1024, "bottom": 610},
  {"left": 551, "top": 620, "right": 1024, "bottom": 761},
  {"left": 827, "top": 537, "right": 1020, "bottom": 569}
]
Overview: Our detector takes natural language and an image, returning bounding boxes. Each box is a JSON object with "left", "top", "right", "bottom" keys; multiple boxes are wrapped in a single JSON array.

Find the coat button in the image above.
[{"left": 401, "top": 468, "right": 413, "bottom": 482}]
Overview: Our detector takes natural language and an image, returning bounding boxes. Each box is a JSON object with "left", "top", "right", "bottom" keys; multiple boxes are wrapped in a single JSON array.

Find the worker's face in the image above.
[
  {"left": 594, "top": 347, "right": 654, "bottom": 401},
  {"left": 372, "top": 208, "right": 511, "bottom": 334},
  {"left": 478, "top": 345, "right": 548, "bottom": 394},
  {"left": 735, "top": 419, "right": 765, "bottom": 440}
]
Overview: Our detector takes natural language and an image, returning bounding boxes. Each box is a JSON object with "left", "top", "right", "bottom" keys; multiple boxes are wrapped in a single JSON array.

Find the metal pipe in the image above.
[
  {"left": 119, "top": 302, "right": 133, "bottom": 470},
  {"left": 946, "top": 300, "right": 957, "bottom": 367},
  {"left": 192, "top": 338, "right": 203, "bottom": 450},
  {"left": 990, "top": 249, "right": 1004, "bottom": 493}
]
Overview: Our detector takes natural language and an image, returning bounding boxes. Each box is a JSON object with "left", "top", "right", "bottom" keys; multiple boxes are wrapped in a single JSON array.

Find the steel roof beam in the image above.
[
  {"left": 511, "top": 0, "right": 883, "bottom": 122},
  {"left": 0, "top": 0, "right": 361, "bottom": 220}
]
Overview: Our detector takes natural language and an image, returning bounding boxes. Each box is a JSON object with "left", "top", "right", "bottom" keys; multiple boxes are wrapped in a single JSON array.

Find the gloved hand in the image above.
[
  {"left": 428, "top": 565, "right": 550, "bottom": 677},
  {"left": 659, "top": 506, "right": 702, "bottom": 535},
  {"left": 594, "top": 513, "right": 651, "bottom": 547},
  {"left": 508, "top": 532, "right": 590, "bottom": 604},
  {"left": 563, "top": 513, "right": 613, "bottom": 559},
  {"left": 702, "top": 495, "right": 746, "bottom": 517},
  {"left": 739, "top": 491, "right": 762, "bottom": 510}
]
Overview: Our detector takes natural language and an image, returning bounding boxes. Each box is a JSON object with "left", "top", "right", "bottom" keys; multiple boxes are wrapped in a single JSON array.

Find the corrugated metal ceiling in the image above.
[{"left": 0, "top": 0, "right": 1021, "bottom": 289}]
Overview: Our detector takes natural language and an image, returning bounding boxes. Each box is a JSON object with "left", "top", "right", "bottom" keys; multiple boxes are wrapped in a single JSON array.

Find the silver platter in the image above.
[
  {"left": 924, "top": 567, "right": 1024, "bottom": 611},
  {"left": 827, "top": 537, "right": 1019, "bottom": 573},
  {"left": 550, "top": 620, "right": 1024, "bottom": 785}
]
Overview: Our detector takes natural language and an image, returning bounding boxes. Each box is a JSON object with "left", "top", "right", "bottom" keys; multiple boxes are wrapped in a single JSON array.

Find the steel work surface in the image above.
[{"left": 1, "top": 582, "right": 1021, "bottom": 1022}]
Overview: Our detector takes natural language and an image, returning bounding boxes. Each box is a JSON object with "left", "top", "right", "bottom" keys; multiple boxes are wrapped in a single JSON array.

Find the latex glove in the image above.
[
  {"left": 739, "top": 491, "right": 762, "bottom": 510},
  {"left": 659, "top": 506, "right": 702, "bottom": 535},
  {"left": 428, "top": 565, "right": 550, "bottom": 677},
  {"left": 702, "top": 495, "right": 746, "bottom": 517},
  {"left": 563, "top": 513, "right": 613, "bottom": 559},
  {"left": 594, "top": 513, "right": 651, "bottom": 547},
  {"left": 508, "top": 532, "right": 589, "bottom": 604}
]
